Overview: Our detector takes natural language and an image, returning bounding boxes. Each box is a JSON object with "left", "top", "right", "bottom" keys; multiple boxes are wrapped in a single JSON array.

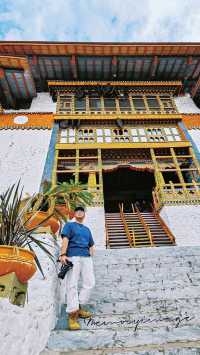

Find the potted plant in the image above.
[{"left": 0, "top": 182, "right": 55, "bottom": 283}]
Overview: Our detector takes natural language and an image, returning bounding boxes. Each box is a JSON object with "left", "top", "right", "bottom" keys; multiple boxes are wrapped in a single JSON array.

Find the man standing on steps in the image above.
[{"left": 58, "top": 206, "right": 96, "bottom": 331}]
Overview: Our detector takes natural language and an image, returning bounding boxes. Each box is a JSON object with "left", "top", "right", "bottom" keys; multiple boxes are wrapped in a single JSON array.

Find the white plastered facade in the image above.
[{"left": 0, "top": 129, "right": 52, "bottom": 196}]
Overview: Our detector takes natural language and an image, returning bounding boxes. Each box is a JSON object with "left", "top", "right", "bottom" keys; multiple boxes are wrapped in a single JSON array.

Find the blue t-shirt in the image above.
[{"left": 61, "top": 221, "right": 95, "bottom": 257}]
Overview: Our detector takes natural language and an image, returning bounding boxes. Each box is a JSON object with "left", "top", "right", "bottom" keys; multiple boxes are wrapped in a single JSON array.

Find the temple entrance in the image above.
[{"left": 103, "top": 166, "right": 155, "bottom": 212}]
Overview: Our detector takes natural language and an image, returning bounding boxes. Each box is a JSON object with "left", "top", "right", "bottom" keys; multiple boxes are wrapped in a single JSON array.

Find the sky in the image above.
[{"left": 0, "top": 0, "right": 199, "bottom": 42}]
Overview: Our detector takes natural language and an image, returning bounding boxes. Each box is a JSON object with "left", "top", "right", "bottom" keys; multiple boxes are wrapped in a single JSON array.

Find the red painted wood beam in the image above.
[
  {"left": 12, "top": 72, "right": 22, "bottom": 98},
  {"left": 184, "top": 56, "right": 193, "bottom": 80},
  {"left": 0, "top": 67, "right": 16, "bottom": 107},
  {"left": 191, "top": 74, "right": 200, "bottom": 98},
  {"left": 150, "top": 56, "right": 159, "bottom": 77},
  {"left": 187, "top": 56, "right": 193, "bottom": 65},
  {"left": 111, "top": 56, "right": 117, "bottom": 78},
  {"left": 70, "top": 55, "right": 78, "bottom": 79},
  {"left": 192, "top": 60, "right": 200, "bottom": 79},
  {"left": 22, "top": 72, "right": 31, "bottom": 98}
]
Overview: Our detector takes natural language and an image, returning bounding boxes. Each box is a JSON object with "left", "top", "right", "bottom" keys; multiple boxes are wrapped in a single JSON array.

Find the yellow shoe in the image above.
[
  {"left": 78, "top": 306, "right": 92, "bottom": 318},
  {"left": 68, "top": 310, "right": 81, "bottom": 330}
]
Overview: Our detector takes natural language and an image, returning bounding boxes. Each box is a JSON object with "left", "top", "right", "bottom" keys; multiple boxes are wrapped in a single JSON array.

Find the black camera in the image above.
[{"left": 58, "top": 261, "right": 73, "bottom": 279}]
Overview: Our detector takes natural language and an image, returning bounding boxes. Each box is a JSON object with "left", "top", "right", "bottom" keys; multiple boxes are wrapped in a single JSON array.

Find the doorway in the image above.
[{"left": 103, "top": 166, "right": 155, "bottom": 212}]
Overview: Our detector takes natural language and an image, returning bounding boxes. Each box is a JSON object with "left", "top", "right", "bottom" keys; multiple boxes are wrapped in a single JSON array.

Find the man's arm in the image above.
[
  {"left": 88, "top": 230, "right": 95, "bottom": 256},
  {"left": 89, "top": 244, "right": 95, "bottom": 256},
  {"left": 59, "top": 237, "right": 70, "bottom": 264},
  {"left": 59, "top": 223, "right": 71, "bottom": 264}
]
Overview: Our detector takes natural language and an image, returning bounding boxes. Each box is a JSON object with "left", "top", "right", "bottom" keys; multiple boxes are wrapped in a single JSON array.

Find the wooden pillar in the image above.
[
  {"left": 98, "top": 148, "right": 104, "bottom": 204},
  {"left": 101, "top": 96, "right": 105, "bottom": 113},
  {"left": 156, "top": 95, "right": 164, "bottom": 113},
  {"left": 86, "top": 95, "right": 90, "bottom": 114},
  {"left": 170, "top": 147, "right": 187, "bottom": 193},
  {"left": 143, "top": 94, "right": 150, "bottom": 113},
  {"left": 75, "top": 149, "right": 79, "bottom": 183},
  {"left": 129, "top": 94, "right": 135, "bottom": 113},
  {"left": 52, "top": 149, "right": 59, "bottom": 187},
  {"left": 150, "top": 148, "right": 164, "bottom": 186},
  {"left": 115, "top": 97, "right": 120, "bottom": 114},
  {"left": 88, "top": 171, "right": 97, "bottom": 189},
  {"left": 56, "top": 92, "right": 61, "bottom": 114}
]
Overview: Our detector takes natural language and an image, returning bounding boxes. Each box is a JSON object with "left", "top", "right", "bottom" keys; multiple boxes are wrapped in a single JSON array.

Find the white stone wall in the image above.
[
  {"left": 5, "top": 93, "right": 56, "bottom": 113},
  {"left": 0, "top": 234, "right": 61, "bottom": 355},
  {"left": 160, "top": 205, "right": 200, "bottom": 246},
  {"left": 84, "top": 207, "right": 106, "bottom": 249},
  {"left": 0, "top": 129, "right": 52, "bottom": 196},
  {"left": 174, "top": 94, "right": 200, "bottom": 113}
]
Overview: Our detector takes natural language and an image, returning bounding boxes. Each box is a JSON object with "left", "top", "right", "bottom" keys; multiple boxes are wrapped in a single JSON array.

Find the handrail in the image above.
[
  {"left": 152, "top": 208, "right": 176, "bottom": 244},
  {"left": 119, "top": 203, "right": 134, "bottom": 248},
  {"left": 152, "top": 189, "right": 161, "bottom": 211},
  {"left": 131, "top": 203, "right": 136, "bottom": 212},
  {"left": 105, "top": 220, "right": 110, "bottom": 249},
  {"left": 133, "top": 205, "right": 154, "bottom": 247}
]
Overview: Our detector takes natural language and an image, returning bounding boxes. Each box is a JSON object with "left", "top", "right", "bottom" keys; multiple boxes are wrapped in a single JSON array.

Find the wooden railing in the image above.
[
  {"left": 119, "top": 203, "right": 134, "bottom": 247},
  {"left": 153, "top": 181, "right": 200, "bottom": 210},
  {"left": 133, "top": 204, "right": 154, "bottom": 247},
  {"left": 152, "top": 209, "right": 176, "bottom": 245},
  {"left": 105, "top": 221, "right": 110, "bottom": 248}
]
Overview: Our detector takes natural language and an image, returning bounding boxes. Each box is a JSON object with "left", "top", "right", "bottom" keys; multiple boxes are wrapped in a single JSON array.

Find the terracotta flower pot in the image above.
[
  {"left": 0, "top": 246, "right": 37, "bottom": 284},
  {"left": 55, "top": 204, "right": 74, "bottom": 220},
  {"left": 25, "top": 211, "right": 60, "bottom": 234}
]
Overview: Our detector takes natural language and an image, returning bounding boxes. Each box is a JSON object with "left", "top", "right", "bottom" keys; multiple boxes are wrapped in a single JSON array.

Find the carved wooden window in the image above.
[
  {"left": 160, "top": 96, "right": 175, "bottom": 111},
  {"left": 58, "top": 93, "right": 177, "bottom": 114},
  {"left": 132, "top": 96, "right": 145, "bottom": 112},
  {"left": 59, "top": 95, "right": 73, "bottom": 114},
  {"left": 59, "top": 125, "right": 181, "bottom": 144},
  {"left": 118, "top": 97, "right": 131, "bottom": 113},
  {"left": 60, "top": 129, "right": 75, "bottom": 143},
  {"left": 89, "top": 97, "right": 102, "bottom": 113},
  {"left": 146, "top": 96, "right": 160, "bottom": 110},
  {"left": 104, "top": 98, "right": 116, "bottom": 112},
  {"left": 78, "top": 129, "right": 95, "bottom": 143},
  {"left": 75, "top": 97, "right": 86, "bottom": 112},
  {"left": 113, "top": 128, "right": 130, "bottom": 142}
]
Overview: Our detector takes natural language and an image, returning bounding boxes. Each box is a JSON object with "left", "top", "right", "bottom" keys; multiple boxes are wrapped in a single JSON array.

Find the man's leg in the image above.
[
  {"left": 65, "top": 256, "right": 81, "bottom": 330},
  {"left": 78, "top": 257, "right": 95, "bottom": 318}
]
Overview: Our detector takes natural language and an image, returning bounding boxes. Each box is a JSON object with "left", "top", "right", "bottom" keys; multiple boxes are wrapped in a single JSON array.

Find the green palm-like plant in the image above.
[
  {"left": 56, "top": 180, "right": 94, "bottom": 211},
  {"left": 33, "top": 179, "right": 94, "bottom": 221},
  {"left": 0, "top": 181, "right": 56, "bottom": 278}
]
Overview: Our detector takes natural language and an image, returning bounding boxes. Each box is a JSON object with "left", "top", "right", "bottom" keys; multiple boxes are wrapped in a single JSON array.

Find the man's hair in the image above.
[{"left": 74, "top": 206, "right": 85, "bottom": 212}]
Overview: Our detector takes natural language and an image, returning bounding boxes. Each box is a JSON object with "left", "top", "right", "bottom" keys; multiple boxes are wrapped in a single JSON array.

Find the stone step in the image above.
[
  {"left": 55, "top": 304, "right": 197, "bottom": 331},
  {"left": 41, "top": 325, "right": 200, "bottom": 355},
  {"left": 110, "top": 245, "right": 130, "bottom": 249},
  {"left": 41, "top": 248, "right": 200, "bottom": 354}
]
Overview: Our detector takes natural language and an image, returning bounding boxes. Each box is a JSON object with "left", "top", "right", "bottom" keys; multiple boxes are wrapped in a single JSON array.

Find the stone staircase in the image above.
[
  {"left": 106, "top": 211, "right": 175, "bottom": 248},
  {"left": 41, "top": 247, "right": 200, "bottom": 355}
]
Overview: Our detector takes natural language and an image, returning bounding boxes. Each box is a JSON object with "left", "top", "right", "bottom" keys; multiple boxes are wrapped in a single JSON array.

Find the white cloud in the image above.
[{"left": 0, "top": 0, "right": 199, "bottom": 42}]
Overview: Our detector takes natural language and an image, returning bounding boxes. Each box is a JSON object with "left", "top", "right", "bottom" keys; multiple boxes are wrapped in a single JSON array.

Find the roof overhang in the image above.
[{"left": 0, "top": 41, "right": 200, "bottom": 109}]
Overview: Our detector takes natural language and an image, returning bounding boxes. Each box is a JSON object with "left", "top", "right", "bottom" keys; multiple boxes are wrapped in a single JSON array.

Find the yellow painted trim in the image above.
[
  {"left": 48, "top": 80, "right": 182, "bottom": 88},
  {"left": 54, "top": 113, "right": 183, "bottom": 121},
  {"left": 56, "top": 141, "right": 191, "bottom": 150}
]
